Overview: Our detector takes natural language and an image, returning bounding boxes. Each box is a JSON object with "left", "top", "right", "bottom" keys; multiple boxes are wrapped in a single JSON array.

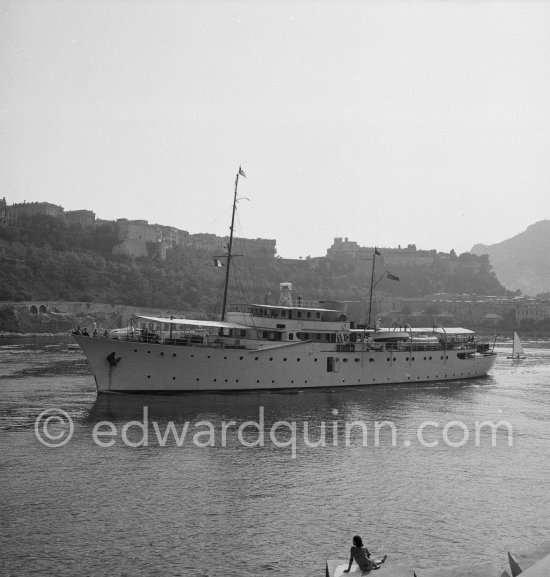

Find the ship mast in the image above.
[
  {"left": 367, "top": 247, "right": 379, "bottom": 328},
  {"left": 221, "top": 166, "right": 245, "bottom": 321}
]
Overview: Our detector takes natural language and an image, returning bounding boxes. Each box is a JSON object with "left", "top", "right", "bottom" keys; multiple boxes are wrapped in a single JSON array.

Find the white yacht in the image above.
[{"left": 74, "top": 282, "right": 497, "bottom": 393}]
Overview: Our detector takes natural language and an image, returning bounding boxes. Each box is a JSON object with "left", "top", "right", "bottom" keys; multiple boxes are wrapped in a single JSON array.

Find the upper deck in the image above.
[{"left": 226, "top": 302, "right": 350, "bottom": 330}]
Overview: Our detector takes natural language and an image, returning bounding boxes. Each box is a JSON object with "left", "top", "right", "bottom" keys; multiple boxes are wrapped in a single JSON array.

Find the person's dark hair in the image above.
[{"left": 353, "top": 535, "right": 363, "bottom": 547}]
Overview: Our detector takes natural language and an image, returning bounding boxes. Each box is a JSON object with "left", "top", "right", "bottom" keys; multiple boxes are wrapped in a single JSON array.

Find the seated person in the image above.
[{"left": 344, "top": 535, "right": 387, "bottom": 573}]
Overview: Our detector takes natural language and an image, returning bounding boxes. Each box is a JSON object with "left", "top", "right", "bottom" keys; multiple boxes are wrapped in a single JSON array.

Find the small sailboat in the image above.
[{"left": 507, "top": 331, "right": 526, "bottom": 360}]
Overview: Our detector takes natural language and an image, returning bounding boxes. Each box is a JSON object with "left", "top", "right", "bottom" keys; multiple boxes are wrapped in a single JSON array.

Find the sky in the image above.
[{"left": 2, "top": 0, "right": 549, "bottom": 259}]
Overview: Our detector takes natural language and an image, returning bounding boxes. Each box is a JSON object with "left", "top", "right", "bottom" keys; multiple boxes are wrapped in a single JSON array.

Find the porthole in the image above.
[
  {"left": 240, "top": 356, "right": 244, "bottom": 360},
  {"left": 172, "top": 353, "right": 177, "bottom": 357}
]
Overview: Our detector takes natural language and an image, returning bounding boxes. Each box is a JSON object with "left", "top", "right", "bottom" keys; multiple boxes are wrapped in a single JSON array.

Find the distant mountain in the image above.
[{"left": 471, "top": 220, "right": 550, "bottom": 296}]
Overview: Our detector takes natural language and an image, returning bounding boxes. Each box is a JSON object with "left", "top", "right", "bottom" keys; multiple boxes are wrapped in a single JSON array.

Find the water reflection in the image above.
[{"left": 84, "top": 377, "right": 496, "bottom": 430}]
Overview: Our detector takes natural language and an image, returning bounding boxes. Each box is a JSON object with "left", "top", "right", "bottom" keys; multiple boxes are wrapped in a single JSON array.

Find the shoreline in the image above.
[{"left": 0, "top": 332, "right": 72, "bottom": 339}]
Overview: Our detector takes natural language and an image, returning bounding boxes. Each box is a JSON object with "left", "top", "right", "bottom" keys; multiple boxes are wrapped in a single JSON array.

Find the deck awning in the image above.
[
  {"left": 135, "top": 315, "right": 250, "bottom": 330},
  {"left": 351, "top": 327, "right": 475, "bottom": 335}
]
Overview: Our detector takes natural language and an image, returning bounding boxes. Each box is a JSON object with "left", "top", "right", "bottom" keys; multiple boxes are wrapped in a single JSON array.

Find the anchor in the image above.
[{"left": 106, "top": 352, "right": 121, "bottom": 367}]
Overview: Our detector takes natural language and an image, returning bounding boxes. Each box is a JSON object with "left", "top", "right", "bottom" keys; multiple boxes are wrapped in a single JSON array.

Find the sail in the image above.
[{"left": 512, "top": 332, "right": 525, "bottom": 356}]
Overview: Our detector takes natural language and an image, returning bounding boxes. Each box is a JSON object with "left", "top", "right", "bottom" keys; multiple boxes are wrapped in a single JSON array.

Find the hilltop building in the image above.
[
  {"left": 65, "top": 210, "right": 96, "bottom": 227},
  {"left": 3, "top": 201, "right": 65, "bottom": 226},
  {"left": 1, "top": 199, "right": 95, "bottom": 228},
  {"left": 326, "top": 237, "right": 484, "bottom": 273},
  {"left": 327, "top": 237, "right": 437, "bottom": 266}
]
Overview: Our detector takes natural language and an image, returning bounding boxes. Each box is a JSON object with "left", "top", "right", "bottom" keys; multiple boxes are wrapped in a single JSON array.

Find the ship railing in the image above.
[
  {"left": 163, "top": 334, "right": 207, "bottom": 346},
  {"left": 352, "top": 341, "right": 477, "bottom": 353}
]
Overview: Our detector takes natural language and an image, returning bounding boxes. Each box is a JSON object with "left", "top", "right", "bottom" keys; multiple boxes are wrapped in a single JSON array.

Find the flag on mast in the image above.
[
  {"left": 375, "top": 247, "right": 381, "bottom": 256},
  {"left": 213, "top": 258, "right": 224, "bottom": 267},
  {"left": 386, "top": 271, "right": 400, "bottom": 281},
  {"left": 238, "top": 166, "right": 246, "bottom": 178}
]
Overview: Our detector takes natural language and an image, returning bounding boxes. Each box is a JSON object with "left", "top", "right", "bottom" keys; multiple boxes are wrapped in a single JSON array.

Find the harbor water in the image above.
[{"left": 1, "top": 336, "right": 549, "bottom": 576}]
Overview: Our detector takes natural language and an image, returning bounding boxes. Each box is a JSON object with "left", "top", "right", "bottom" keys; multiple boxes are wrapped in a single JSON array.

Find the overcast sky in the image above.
[{"left": 2, "top": 0, "right": 549, "bottom": 258}]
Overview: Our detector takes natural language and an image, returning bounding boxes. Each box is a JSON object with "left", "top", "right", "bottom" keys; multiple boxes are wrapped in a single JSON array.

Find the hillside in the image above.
[
  {"left": 471, "top": 220, "right": 550, "bottom": 296},
  {"left": 0, "top": 214, "right": 507, "bottom": 319}
]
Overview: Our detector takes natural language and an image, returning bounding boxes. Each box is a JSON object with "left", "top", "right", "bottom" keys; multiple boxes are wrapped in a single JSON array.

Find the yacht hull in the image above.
[{"left": 74, "top": 335, "right": 497, "bottom": 393}]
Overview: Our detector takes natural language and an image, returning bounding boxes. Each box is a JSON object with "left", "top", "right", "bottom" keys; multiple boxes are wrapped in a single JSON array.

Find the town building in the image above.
[
  {"left": 374, "top": 293, "right": 550, "bottom": 326},
  {"left": 0, "top": 197, "right": 6, "bottom": 226}
]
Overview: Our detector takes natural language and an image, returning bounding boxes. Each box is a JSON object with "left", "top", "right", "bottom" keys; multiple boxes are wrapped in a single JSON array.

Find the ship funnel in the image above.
[{"left": 279, "top": 282, "right": 293, "bottom": 306}]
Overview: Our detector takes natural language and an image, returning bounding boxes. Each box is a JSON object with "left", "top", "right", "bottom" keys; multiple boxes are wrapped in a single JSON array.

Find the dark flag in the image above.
[
  {"left": 238, "top": 166, "right": 246, "bottom": 178},
  {"left": 386, "top": 271, "right": 400, "bottom": 281},
  {"left": 375, "top": 247, "right": 381, "bottom": 256},
  {"left": 213, "top": 258, "right": 224, "bottom": 267}
]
